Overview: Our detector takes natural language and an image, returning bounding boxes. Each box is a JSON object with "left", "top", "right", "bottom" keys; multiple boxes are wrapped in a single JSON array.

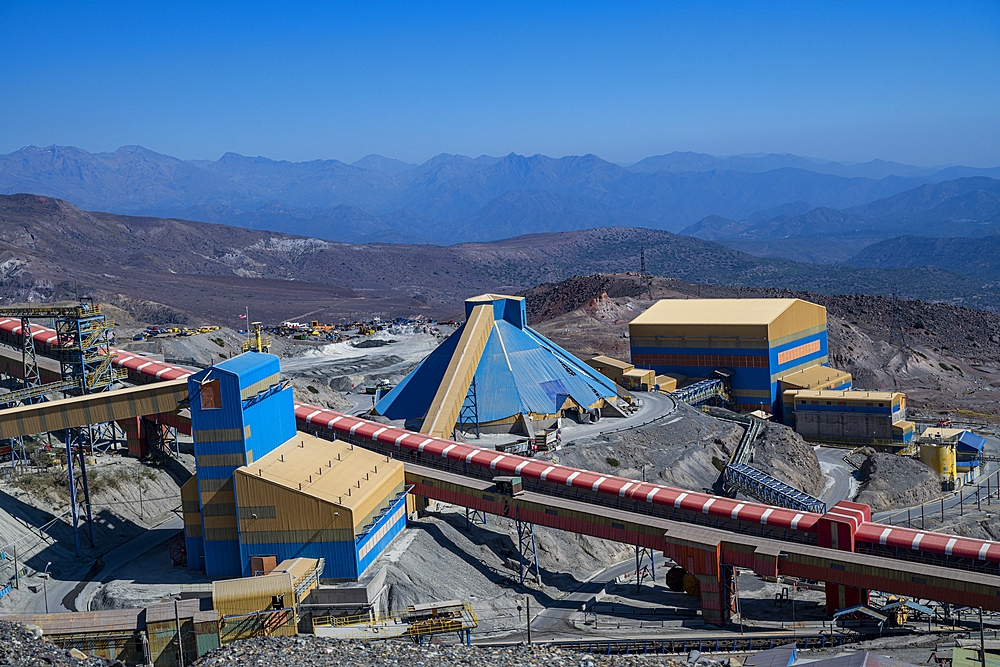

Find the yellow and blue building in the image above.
[
  {"left": 182, "top": 352, "right": 407, "bottom": 580},
  {"left": 629, "top": 298, "right": 846, "bottom": 416}
]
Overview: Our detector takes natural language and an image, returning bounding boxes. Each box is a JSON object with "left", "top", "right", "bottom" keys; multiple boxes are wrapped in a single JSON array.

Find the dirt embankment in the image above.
[
  {"left": 752, "top": 423, "right": 826, "bottom": 498},
  {"left": 553, "top": 402, "right": 743, "bottom": 493},
  {"left": 855, "top": 452, "right": 942, "bottom": 513}
]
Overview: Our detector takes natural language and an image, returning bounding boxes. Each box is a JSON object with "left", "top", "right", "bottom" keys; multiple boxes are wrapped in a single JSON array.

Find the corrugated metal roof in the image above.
[
  {"left": 587, "top": 355, "right": 633, "bottom": 370},
  {"left": 778, "top": 364, "right": 852, "bottom": 389},
  {"left": 378, "top": 312, "right": 618, "bottom": 424},
  {"left": 794, "top": 389, "right": 902, "bottom": 401},
  {"left": 958, "top": 430, "right": 986, "bottom": 451},
  {"left": 630, "top": 298, "right": 802, "bottom": 326},
  {"left": 213, "top": 351, "right": 279, "bottom": 378},
  {"left": 277, "top": 557, "right": 318, "bottom": 582},
  {"left": 238, "top": 432, "right": 403, "bottom": 512},
  {"left": 213, "top": 572, "right": 294, "bottom": 616}
]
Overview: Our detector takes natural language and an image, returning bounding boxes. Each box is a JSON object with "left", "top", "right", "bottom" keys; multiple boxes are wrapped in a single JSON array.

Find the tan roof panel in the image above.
[
  {"left": 238, "top": 432, "right": 403, "bottom": 512},
  {"left": 588, "top": 355, "right": 633, "bottom": 370},
  {"left": 795, "top": 389, "right": 902, "bottom": 401},
  {"left": 630, "top": 298, "right": 803, "bottom": 326},
  {"left": 778, "top": 365, "right": 852, "bottom": 390}
]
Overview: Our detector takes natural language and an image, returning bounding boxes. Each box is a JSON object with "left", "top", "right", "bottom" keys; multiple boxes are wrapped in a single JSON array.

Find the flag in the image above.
[{"left": 239, "top": 313, "right": 247, "bottom": 319}]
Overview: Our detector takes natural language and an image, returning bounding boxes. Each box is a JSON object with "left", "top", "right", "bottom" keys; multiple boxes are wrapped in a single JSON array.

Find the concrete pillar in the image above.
[
  {"left": 817, "top": 500, "right": 870, "bottom": 613},
  {"left": 117, "top": 417, "right": 148, "bottom": 458},
  {"left": 663, "top": 533, "right": 729, "bottom": 626}
]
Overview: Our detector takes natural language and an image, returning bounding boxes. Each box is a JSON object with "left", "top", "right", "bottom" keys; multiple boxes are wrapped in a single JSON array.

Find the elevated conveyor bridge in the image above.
[{"left": 4, "top": 315, "right": 1000, "bottom": 620}]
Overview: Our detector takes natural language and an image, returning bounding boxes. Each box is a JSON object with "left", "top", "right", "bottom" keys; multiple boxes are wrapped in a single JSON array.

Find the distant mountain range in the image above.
[
  {"left": 680, "top": 177, "right": 1000, "bottom": 264},
  {"left": 3, "top": 145, "right": 998, "bottom": 246}
]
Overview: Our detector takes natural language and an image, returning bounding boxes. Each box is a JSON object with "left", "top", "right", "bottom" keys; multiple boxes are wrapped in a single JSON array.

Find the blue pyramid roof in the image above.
[{"left": 374, "top": 295, "right": 618, "bottom": 423}]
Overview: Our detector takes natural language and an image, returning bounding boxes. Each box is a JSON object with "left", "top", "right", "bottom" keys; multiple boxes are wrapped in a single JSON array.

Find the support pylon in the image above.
[{"left": 515, "top": 507, "right": 540, "bottom": 586}]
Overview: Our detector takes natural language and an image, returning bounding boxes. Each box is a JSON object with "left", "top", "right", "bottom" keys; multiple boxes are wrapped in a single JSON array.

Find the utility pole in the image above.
[
  {"left": 175, "top": 600, "right": 185, "bottom": 667},
  {"left": 526, "top": 596, "right": 531, "bottom": 645}
]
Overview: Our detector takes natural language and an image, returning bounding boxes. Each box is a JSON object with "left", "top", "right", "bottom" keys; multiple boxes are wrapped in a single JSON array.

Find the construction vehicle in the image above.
[{"left": 494, "top": 476, "right": 523, "bottom": 497}]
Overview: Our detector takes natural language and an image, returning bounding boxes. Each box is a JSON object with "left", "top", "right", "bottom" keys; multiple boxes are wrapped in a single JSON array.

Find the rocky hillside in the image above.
[
  {"left": 4, "top": 194, "right": 1000, "bottom": 325},
  {"left": 524, "top": 273, "right": 1000, "bottom": 415}
]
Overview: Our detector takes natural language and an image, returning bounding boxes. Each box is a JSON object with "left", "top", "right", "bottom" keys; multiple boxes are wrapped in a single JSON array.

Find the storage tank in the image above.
[{"left": 920, "top": 443, "right": 956, "bottom": 479}]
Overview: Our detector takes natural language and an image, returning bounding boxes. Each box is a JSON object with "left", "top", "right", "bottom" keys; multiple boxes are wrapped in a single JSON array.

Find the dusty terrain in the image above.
[
  {"left": 524, "top": 272, "right": 1000, "bottom": 416},
  {"left": 543, "top": 402, "right": 742, "bottom": 494}
]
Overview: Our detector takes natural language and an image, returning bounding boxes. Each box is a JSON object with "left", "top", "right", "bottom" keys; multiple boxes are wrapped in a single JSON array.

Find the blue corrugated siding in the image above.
[
  {"left": 185, "top": 531, "right": 205, "bottom": 573},
  {"left": 244, "top": 385, "right": 296, "bottom": 461},
  {"left": 958, "top": 431, "right": 986, "bottom": 453},
  {"left": 473, "top": 334, "right": 525, "bottom": 422},
  {"left": 241, "top": 539, "right": 359, "bottom": 579},
  {"left": 357, "top": 508, "right": 407, "bottom": 576},
  {"left": 204, "top": 539, "right": 242, "bottom": 578},
  {"left": 524, "top": 326, "right": 620, "bottom": 396},
  {"left": 769, "top": 331, "right": 828, "bottom": 376}
]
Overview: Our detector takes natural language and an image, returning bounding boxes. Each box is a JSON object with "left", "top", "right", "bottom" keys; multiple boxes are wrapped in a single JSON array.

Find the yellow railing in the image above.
[{"left": 312, "top": 602, "right": 478, "bottom": 637}]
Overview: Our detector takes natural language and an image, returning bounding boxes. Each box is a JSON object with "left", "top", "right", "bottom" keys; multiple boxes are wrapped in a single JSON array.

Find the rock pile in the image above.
[
  {"left": 0, "top": 620, "right": 121, "bottom": 667},
  {"left": 193, "top": 635, "right": 702, "bottom": 667}
]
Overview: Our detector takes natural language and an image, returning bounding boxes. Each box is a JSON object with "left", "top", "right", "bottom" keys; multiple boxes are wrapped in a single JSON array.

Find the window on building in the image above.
[
  {"left": 878, "top": 403, "right": 884, "bottom": 408},
  {"left": 201, "top": 378, "right": 221, "bottom": 410},
  {"left": 866, "top": 402, "right": 872, "bottom": 407},
  {"left": 838, "top": 401, "right": 846, "bottom": 406},
  {"left": 826, "top": 401, "right": 832, "bottom": 405}
]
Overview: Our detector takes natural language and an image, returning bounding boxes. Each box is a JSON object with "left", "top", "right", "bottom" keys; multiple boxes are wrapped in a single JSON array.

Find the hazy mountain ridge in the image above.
[
  {"left": 7, "top": 145, "right": 996, "bottom": 245},
  {"left": 2, "top": 194, "right": 998, "bottom": 323},
  {"left": 682, "top": 177, "right": 1000, "bottom": 263},
  {"left": 846, "top": 235, "right": 1000, "bottom": 283}
]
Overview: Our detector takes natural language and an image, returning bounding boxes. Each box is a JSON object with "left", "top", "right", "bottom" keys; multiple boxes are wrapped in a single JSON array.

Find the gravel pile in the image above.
[
  {"left": 0, "top": 621, "right": 121, "bottom": 667},
  {"left": 193, "top": 636, "right": 704, "bottom": 667},
  {"left": 751, "top": 423, "right": 825, "bottom": 498}
]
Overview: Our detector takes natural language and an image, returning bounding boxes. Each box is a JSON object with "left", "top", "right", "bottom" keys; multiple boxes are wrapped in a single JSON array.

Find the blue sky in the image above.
[{"left": 2, "top": 1, "right": 997, "bottom": 166}]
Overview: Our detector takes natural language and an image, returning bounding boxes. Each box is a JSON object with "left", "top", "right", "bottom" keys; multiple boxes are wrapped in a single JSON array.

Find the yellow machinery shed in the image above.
[{"left": 232, "top": 433, "right": 407, "bottom": 581}]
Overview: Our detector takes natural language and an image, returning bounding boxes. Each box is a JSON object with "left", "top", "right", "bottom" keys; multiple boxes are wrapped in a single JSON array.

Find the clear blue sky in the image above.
[{"left": 2, "top": 1, "right": 997, "bottom": 166}]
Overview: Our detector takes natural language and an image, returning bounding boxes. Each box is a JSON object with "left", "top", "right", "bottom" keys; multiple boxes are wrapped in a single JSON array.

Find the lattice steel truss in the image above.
[
  {"left": 634, "top": 545, "right": 656, "bottom": 593},
  {"left": 515, "top": 507, "right": 541, "bottom": 586},
  {"left": 54, "top": 299, "right": 126, "bottom": 454},
  {"left": 456, "top": 378, "right": 480, "bottom": 439}
]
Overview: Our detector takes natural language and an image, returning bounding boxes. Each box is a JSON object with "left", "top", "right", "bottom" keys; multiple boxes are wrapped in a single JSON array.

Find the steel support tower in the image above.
[
  {"left": 515, "top": 507, "right": 540, "bottom": 586},
  {"left": 0, "top": 300, "right": 125, "bottom": 555}
]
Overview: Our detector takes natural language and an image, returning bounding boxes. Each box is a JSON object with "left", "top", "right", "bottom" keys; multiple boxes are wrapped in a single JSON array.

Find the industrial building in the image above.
[
  {"left": 585, "top": 355, "right": 655, "bottom": 391},
  {"left": 790, "top": 390, "right": 913, "bottom": 444},
  {"left": 373, "top": 294, "right": 623, "bottom": 436},
  {"left": 181, "top": 352, "right": 407, "bottom": 580},
  {"left": 629, "top": 298, "right": 846, "bottom": 415}
]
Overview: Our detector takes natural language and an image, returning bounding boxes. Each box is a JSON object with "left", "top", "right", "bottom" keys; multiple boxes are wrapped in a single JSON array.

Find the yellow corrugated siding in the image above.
[
  {"left": 239, "top": 433, "right": 404, "bottom": 514},
  {"left": 235, "top": 470, "right": 355, "bottom": 539},
  {"left": 422, "top": 303, "right": 494, "bottom": 438},
  {"left": 0, "top": 379, "right": 188, "bottom": 439},
  {"left": 628, "top": 298, "right": 826, "bottom": 346},
  {"left": 767, "top": 300, "right": 827, "bottom": 341},
  {"left": 213, "top": 572, "right": 294, "bottom": 617},
  {"left": 794, "top": 389, "right": 902, "bottom": 403}
]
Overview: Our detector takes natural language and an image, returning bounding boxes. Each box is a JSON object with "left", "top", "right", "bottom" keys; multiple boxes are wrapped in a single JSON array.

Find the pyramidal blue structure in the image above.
[{"left": 374, "top": 294, "right": 621, "bottom": 435}]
